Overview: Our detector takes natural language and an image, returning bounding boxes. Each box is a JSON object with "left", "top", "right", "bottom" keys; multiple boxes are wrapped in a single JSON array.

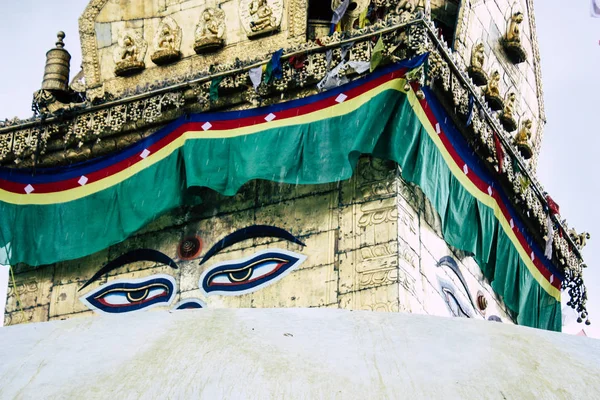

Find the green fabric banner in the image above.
[{"left": 0, "top": 85, "right": 561, "bottom": 330}]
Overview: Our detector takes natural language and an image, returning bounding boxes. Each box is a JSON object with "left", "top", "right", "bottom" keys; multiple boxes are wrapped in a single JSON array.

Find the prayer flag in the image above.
[
  {"left": 545, "top": 195, "right": 560, "bottom": 216},
  {"left": 493, "top": 132, "right": 504, "bottom": 172},
  {"left": 370, "top": 36, "right": 385, "bottom": 72},
  {"left": 466, "top": 94, "right": 474, "bottom": 126},
  {"left": 331, "top": 0, "right": 350, "bottom": 34},
  {"left": 209, "top": 77, "right": 223, "bottom": 102},
  {"left": 545, "top": 215, "right": 554, "bottom": 260},
  {"left": 592, "top": 0, "right": 600, "bottom": 17},
  {"left": 264, "top": 49, "right": 284, "bottom": 83},
  {"left": 249, "top": 66, "right": 263, "bottom": 91}
]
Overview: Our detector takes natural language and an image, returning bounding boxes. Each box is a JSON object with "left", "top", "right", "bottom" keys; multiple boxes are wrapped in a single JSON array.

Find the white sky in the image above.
[{"left": 0, "top": 1, "right": 598, "bottom": 337}]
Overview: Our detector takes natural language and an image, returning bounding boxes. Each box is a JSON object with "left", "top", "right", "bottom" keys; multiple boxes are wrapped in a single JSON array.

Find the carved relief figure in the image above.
[
  {"left": 194, "top": 7, "right": 226, "bottom": 54},
  {"left": 395, "top": 0, "right": 416, "bottom": 19},
  {"left": 250, "top": 0, "right": 276, "bottom": 32},
  {"left": 467, "top": 43, "right": 488, "bottom": 86},
  {"left": 239, "top": 0, "right": 283, "bottom": 38},
  {"left": 114, "top": 31, "right": 147, "bottom": 77},
  {"left": 514, "top": 119, "right": 533, "bottom": 159},
  {"left": 483, "top": 70, "right": 503, "bottom": 111},
  {"left": 151, "top": 17, "right": 182, "bottom": 65},
  {"left": 500, "top": 92, "right": 518, "bottom": 132}
]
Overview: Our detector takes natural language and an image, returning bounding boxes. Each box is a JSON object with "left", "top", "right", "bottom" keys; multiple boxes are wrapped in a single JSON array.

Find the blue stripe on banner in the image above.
[{"left": 0, "top": 54, "right": 428, "bottom": 184}]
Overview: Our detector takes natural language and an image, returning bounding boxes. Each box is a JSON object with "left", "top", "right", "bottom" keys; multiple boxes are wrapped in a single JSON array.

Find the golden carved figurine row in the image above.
[{"left": 114, "top": 0, "right": 283, "bottom": 77}]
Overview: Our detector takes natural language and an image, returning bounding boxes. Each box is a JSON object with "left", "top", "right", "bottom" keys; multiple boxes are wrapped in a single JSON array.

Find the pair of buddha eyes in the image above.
[{"left": 80, "top": 249, "right": 306, "bottom": 314}]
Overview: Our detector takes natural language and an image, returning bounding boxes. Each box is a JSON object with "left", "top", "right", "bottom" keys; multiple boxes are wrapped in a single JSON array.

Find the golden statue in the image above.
[
  {"left": 504, "top": 93, "right": 516, "bottom": 119},
  {"left": 467, "top": 43, "right": 487, "bottom": 86},
  {"left": 114, "top": 31, "right": 147, "bottom": 76},
  {"left": 500, "top": 92, "right": 518, "bottom": 132},
  {"left": 514, "top": 119, "right": 533, "bottom": 159},
  {"left": 506, "top": 12, "right": 524, "bottom": 43},
  {"left": 502, "top": 11, "right": 527, "bottom": 63},
  {"left": 249, "top": 0, "right": 276, "bottom": 32},
  {"left": 483, "top": 70, "right": 503, "bottom": 110},
  {"left": 194, "top": 7, "right": 226, "bottom": 54},
  {"left": 151, "top": 17, "right": 182, "bottom": 65}
]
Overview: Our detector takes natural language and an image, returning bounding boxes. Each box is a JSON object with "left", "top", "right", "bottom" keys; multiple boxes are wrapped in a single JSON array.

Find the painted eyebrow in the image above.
[
  {"left": 437, "top": 256, "right": 477, "bottom": 310},
  {"left": 200, "top": 225, "right": 306, "bottom": 266},
  {"left": 79, "top": 249, "right": 178, "bottom": 292}
]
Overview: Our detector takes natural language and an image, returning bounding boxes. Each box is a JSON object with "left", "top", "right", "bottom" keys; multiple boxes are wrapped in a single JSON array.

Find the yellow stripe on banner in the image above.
[
  {"left": 0, "top": 79, "right": 409, "bottom": 206},
  {"left": 408, "top": 92, "right": 560, "bottom": 301}
]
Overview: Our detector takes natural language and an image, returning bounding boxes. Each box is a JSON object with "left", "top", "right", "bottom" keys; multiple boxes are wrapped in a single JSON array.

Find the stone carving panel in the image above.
[
  {"left": 239, "top": 0, "right": 284, "bottom": 38},
  {"left": 194, "top": 7, "right": 226, "bottom": 53},
  {"left": 113, "top": 30, "right": 147, "bottom": 76},
  {"left": 151, "top": 16, "right": 182, "bottom": 65}
]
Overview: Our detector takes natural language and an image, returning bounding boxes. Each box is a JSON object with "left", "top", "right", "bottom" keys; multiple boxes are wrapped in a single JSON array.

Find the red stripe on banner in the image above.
[
  {"left": 0, "top": 69, "right": 408, "bottom": 195},
  {"left": 416, "top": 89, "right": 561, "bottom": 289}
]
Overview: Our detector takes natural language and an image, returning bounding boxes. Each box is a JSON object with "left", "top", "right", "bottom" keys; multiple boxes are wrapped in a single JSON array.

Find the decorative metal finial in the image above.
[{"left": 56, "top": 31, "right": 66, "bottom": 49}]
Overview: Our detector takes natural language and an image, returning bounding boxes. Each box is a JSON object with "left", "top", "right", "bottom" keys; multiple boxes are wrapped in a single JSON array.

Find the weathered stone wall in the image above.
[
  {"left": 454, "top": 0, "right": 545, "bottom": 169},
  {"left": 3, "top": 157, "right": 513, "bottom": 326}
]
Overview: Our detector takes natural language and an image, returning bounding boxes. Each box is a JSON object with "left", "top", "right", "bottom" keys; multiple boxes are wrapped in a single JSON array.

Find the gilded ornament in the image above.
[
  {"left": 151, "top": 17, "right": 182, "bottom": 65},
  {"left": 395, "top": 0, "right": 417, "bottom": 23},
  {"left": 114, "top": 30, "right": 147, "bottom": 77},
  {"left": 502, "top": 11, "right": 527, "bottom": 64},
  {"left": 331, "top": 0, "right": 371, "bottom": 31},
  {"left": 466, "top": 43, "right": 488, "bottom": 86},
  {"left": 483, "top": 70, "right": 503, "bottom": 111},
  {"left": 514, "top": 119, "right": 533, "bottom": 160},
  {"left": 239, "top": 0, "right": 283, "bottom": 38},
  {"left": 569, "top": 229, "right": 591, "bottom": 250},
  {"left": 500, "top": 92, "right": 518, "bottom": 132},
  {"left": 194, "top": 7, "right": 226, "bottom": 54}
]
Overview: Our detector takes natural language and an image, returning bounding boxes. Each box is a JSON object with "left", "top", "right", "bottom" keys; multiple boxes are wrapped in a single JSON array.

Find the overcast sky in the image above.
[{"left": 0, "top": 1, "right": 598, "bottom": 337}]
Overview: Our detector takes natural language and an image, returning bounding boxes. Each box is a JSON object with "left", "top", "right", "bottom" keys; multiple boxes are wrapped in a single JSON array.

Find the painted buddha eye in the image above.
[
  {"left": 199, "top": 249, "right": 306, "bottom": 296},
  {"left": 80, "top": 274, "right": 176, "bottom": 314},
  {"left": 174, "top": 299, "right": 206, "bottom": 310}
]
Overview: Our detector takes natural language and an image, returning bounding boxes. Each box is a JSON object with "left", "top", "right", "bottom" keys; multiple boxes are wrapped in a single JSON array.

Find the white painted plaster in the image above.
[{"left": 0, "top": 309, "right": 598, "bottom": 399}]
